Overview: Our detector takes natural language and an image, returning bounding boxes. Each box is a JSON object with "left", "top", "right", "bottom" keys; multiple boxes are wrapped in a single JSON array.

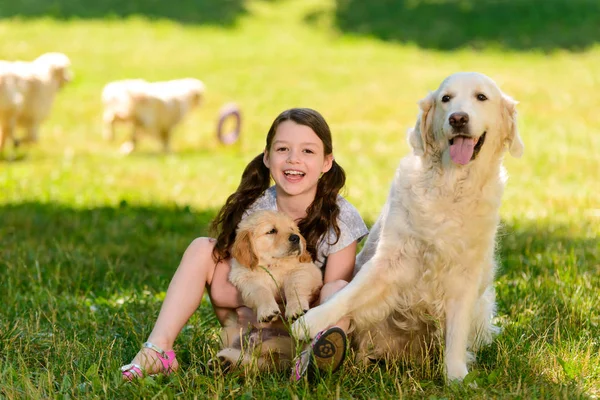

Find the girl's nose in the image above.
[{"left": 287, "top": 149, "right": 300, "bottom": 163}]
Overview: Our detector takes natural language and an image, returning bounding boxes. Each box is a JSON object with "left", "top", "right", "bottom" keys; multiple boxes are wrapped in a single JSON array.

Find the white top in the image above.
[{"left": 244, "top": 186, "right": 369, "bottom": 268}]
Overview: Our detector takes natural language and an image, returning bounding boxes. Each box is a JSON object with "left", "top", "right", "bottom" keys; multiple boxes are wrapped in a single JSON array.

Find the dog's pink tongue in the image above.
[{"left": 449, "top": 137, "right": 475, "bottom": 165}]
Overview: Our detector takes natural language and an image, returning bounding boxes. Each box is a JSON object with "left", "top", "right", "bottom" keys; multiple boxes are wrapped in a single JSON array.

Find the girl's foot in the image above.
[
  {"left": 291, "top": 326, "right": 346, "bottom": 382},
  {"left": 121, "top": 342, "right": 179, "bottom": 380}
]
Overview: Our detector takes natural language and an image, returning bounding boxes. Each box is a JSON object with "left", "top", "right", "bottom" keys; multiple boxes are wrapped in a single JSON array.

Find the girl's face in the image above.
[{"left": 263, "top": 120, "right": 333, "bottom": 199}]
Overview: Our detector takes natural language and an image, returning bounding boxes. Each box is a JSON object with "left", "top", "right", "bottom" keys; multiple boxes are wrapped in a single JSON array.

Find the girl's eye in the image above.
[
  {"left": 266, "top": 228, "right": 277, "bottom": 234},
  {"left": 276, "top": 147, "right": 288, "bottom": 152},
  {"left": 303, "top": 149, "right": 314, "bottom": 154},
  {"left": 477, "top": 93, "right": 488, "bottom": 101},
  {"left": 441, "top": 95, "right": 451, "bottom": 103}
]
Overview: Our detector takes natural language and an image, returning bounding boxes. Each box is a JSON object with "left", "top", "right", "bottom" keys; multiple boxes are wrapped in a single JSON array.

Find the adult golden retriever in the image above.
[
  {"left": 216, "top": 210, "right": 323, "bottom": 372},
  {"left": 292, "top": 72, "right": 524, "bottom": 382}
]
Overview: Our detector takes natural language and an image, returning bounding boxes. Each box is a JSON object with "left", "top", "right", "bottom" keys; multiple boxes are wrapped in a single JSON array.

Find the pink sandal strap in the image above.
[
  {"left": 143, "top": 342, "right": 176, "bottom": 371},
  {"left": 121, "top": 342, "right": 177, "bottom": 380},
  {"left": 121, "top": 363, "right": 143, "bottom": 380}
]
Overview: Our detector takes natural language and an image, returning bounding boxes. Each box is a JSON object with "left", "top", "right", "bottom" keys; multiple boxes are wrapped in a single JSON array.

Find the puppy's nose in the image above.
[
  {"left": 289, "top": 234, "right": 300, "bottom": 244},
  {"left": 449, "top": 112, "right": 469, "bottom": 128}
]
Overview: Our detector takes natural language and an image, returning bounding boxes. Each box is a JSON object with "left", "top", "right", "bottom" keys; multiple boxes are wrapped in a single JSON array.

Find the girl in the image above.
[{"left": 120, "top": 108, "right": 368, "bottom": 381}]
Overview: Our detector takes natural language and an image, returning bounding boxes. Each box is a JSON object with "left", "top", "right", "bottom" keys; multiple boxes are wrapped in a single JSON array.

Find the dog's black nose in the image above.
[
  {"left": 449, "top": 112, "right": 469, "bottom": 128},
  {"left": 289, "top": 234, "right": 300, "bottom": 243}
]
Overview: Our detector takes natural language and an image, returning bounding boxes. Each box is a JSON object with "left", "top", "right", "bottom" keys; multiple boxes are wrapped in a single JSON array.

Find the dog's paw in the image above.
[
  {"left": 209, "top": 353, "right": 235, "bottom": 373},
  {"left": 207, "top": 357, "right": 231, "bottom": 373},
  {"left": 291, "top": 307, "right": 330, "bottom": 340},
  {"left": 446, "top": 360, "right": 469, "bottom": 383},
  {"left": 285, "top": 307, "right": 307, "bottom": 322},
  {"left": 257, "top": 308, "right": 281, "bottom": 323},
  {"left": 291, "top": 316, "right": 311, "bottom": 340}
]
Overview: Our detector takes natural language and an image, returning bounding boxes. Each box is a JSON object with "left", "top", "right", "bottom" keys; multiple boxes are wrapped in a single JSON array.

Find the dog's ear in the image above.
[
  {"left": 298, "top": 235, "right": 312, "bottom": 263},
  {"left": 299, "top": 248, "right": 313, "bottom": 263},
  {"left": 502, "top": 94, "right": 524, "bottom": 158},
  {"left": 408, "top": 91, "right": 435, "bottom": 156},
  {"left": 231, "top": 230, "right": 259, "bottom": 269}
]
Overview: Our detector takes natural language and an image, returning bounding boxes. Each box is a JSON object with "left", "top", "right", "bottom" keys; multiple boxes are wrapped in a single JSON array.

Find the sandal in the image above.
[
  {"left": 121, "top": 342, "right": 177, "bottom": 380},
  {"left": 291, "top": 326, "right": 347, "bottom": 382}
]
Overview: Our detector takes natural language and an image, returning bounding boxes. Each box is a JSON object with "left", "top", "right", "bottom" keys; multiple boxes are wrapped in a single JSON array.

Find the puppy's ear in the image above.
[
  {"left": 231, "top": 230, "right": 259, "bottom": 269},
  {"left": 502, "top": 94, "right": 524, "bottom": 158},
  {"left": 408, "top": 92, "right": 435, "bottom": 156},
  {"left": 299, "top": 249, "right": 313, "bottom": 263},
  {"left": 298, "top": 235, "right": 313, "bottom": 263}
]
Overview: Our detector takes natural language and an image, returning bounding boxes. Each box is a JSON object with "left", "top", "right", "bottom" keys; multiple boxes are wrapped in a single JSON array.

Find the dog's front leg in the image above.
[
  {"left": 282, "top": 283, "right": 309, "bottom": 321},
  {"left": 283, "top": 267, "right": 322, "bottom": 321},
  {"left": 241, "top": 283, "right": 281, "bottom": 323},
  {"left": 444, "top": 279, "right": 479, "bottom": 382},
  {"left": 292, "top": 255, "right": 399, "bottom": 340}
]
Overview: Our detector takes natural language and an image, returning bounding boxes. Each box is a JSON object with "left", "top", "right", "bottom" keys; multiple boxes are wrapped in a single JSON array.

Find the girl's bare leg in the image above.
[{"left": 125, "top": 237, "right": 231, "bottom": 374}]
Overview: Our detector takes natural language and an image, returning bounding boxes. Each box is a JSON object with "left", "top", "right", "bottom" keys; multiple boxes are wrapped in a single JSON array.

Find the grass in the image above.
[{"left": 1, "top": 0, "right": 599, "bottom": 398}]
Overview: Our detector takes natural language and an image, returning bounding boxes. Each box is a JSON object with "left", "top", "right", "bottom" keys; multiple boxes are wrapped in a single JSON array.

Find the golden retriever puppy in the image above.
[
  {"left": 0, "top": 52, "right": 71, "bottom": 151},
  {"left": 293, "top": 72, "right": 524, "bottom": 382},
  {"left": 230, "top": 210, "right": 322, "bottom": 323},
  {"left": 101, "top": 78, "right": 205, "bottom": 154},
  {"left": 215, "top": 210, "right": 323, "bottom": 372}
]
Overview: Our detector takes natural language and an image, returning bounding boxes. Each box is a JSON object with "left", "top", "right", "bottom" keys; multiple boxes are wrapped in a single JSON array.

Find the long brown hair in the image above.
[{"left": 211, "top": 108, "right": 346, "bottom": 263}]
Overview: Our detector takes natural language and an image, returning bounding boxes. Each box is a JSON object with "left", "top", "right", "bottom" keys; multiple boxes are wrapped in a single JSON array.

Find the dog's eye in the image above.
[
  {"left": 477, "top": 93, "right": 488, "bottom": 101},
  {"left": 441, "top": 95, "right": 451, "bottom": 103},
  {"left": 266, "top": 228, "right": 277, "bottom": 235}
]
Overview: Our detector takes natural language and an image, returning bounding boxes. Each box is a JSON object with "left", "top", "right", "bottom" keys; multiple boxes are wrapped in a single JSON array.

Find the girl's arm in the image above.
[{"left": 323, "top": 240, "right": 358, "bottom": 284}]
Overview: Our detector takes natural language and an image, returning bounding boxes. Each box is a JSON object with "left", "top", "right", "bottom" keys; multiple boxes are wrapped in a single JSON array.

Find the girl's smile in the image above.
[{"left": 263, "top": 120, "right": 332, "bottom": 198}]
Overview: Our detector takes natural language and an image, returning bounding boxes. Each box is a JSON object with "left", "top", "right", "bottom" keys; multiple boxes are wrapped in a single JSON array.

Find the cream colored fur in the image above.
[
  {"left": 216, "top": 210, "right": 323, "bottom": 372},
  {"left": 292, "top": 72, "right": 524, "bottom": 382},
  {"left": 101, "top": 78, "right": 205, "bottom": 154},
  {"left": 0, "top": 52, "right": 72, "bottom": 151},
  {"left": 229, "top": 210, "right": 322, "bottom": 323}
]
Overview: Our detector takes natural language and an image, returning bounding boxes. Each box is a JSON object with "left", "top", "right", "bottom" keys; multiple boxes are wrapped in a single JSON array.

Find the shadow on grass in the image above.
[
  {"left": 0, "top": 201, "right": 218, "bottom": 296},
  {"left": 322, "top": 0, "right": 600, "bottom": 52},
  {"left": 0, "top": 202, "right": 597, "bottom": 395},
  {"left": 0, "top": 0, "right": 248, "bottom": 26},
  {"left": 0, "top": 201, "right": 224, "bottom": 397}
]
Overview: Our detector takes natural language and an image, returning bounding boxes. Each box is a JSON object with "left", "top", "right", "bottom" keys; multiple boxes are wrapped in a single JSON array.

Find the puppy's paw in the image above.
[
  {"left": 285, "top": 306, "right": 306, "bottom": 322},
  {"left": 257, "top": 308, "right": 281, "bottom": 323},
  {"left": 285, "top": 312, "right": 302, "bottom": 322},
  {"left": 208, "top": 356, "right": 233, "bottom": 373},
  {"left": 217, "top": 356, "right": 233, "bottom": 373},
  {"left": 211, "top": 349, "right": 238, "bottom": 373}
]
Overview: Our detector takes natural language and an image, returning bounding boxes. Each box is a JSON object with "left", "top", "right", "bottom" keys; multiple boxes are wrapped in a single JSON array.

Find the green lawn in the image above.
[{"left": 1, "top": 0, "right": 599, "bottom": 398}]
